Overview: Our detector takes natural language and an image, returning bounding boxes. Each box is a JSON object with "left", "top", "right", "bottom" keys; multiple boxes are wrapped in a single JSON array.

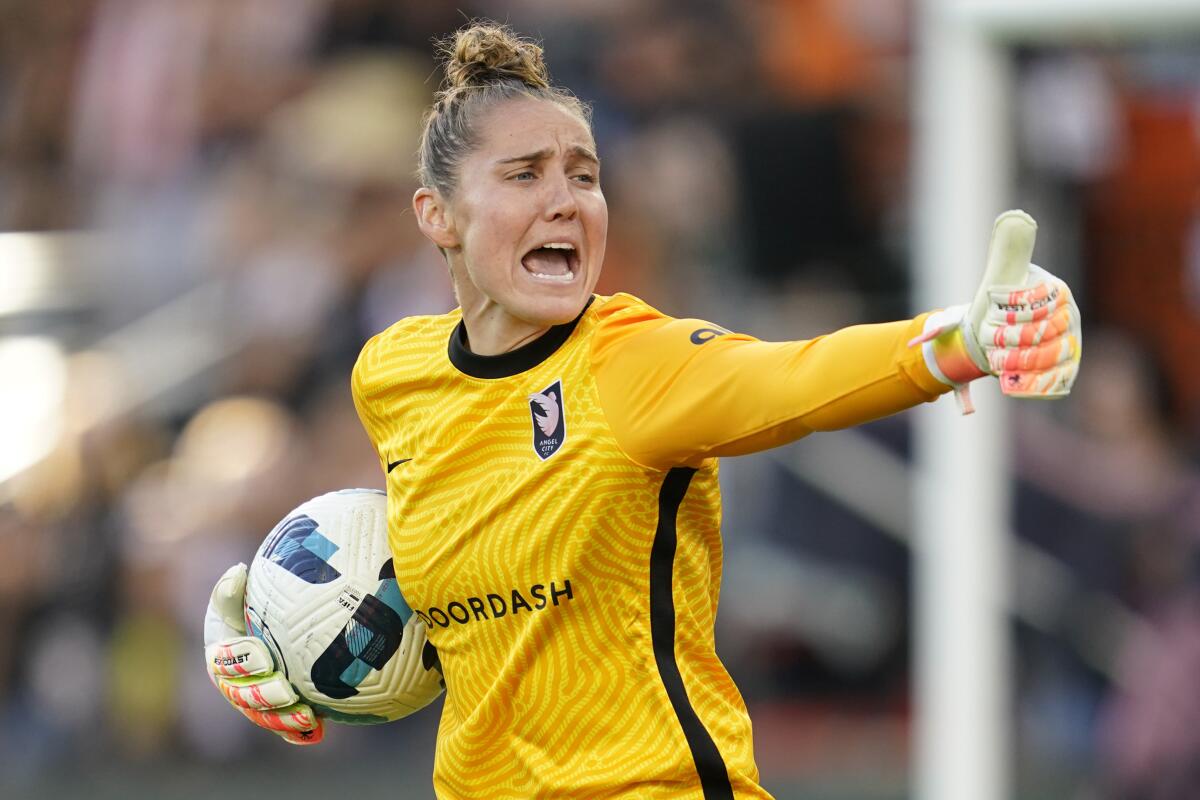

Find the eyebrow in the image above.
[{"left": 496, "top": 145, "right": 600, "bottom": 166}]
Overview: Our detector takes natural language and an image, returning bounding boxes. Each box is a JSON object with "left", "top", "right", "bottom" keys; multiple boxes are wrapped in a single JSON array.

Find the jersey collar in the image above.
[{"left": 447, "top": 296, "right": 595, "bottom": 379}]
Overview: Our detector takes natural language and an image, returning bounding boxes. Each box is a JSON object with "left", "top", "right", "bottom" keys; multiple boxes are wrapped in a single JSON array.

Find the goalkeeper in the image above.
[{"left": 204, "top": 21, "right": 1081, "bottom": 800}]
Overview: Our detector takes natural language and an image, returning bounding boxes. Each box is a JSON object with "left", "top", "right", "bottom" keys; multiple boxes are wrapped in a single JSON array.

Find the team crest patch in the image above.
[{"left": 528, "top": 379, "right": 566, "bottom": 460}]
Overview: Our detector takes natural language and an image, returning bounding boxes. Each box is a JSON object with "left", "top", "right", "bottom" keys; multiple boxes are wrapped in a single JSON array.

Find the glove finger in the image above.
[
  {"left": 216, "top": 671, "right": 298, "bottom": 711},
  {"left": 999, "top": 360, "right": 1079, "bottom": 397},
  {"left": 984, "top": 302, "right": 1074, "bottom": 349},
  {"left": 208, "top": 563, "right": 249, "bottom": 634},
  {"left": 235, "top": 701, "right": 321, "bottom": 736},
  {"left": 279, "top": 720, "right": 325, "bottom": 746},
  {"left": 988, "top": 336, "right": 1075, "bottom": 374},
  {"left": 206, "top": 635, "right": 275, "bottom": 679}
]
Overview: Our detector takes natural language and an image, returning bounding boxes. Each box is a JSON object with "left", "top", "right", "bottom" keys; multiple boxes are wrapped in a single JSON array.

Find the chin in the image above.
[{"left": 516, "top": 291, "right": 590, "bottom": 327}]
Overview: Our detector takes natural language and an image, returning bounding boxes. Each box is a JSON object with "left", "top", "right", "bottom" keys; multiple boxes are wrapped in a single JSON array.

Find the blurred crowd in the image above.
[{"left": 1, "top": 1, "right": 1199, "bottom": 798}]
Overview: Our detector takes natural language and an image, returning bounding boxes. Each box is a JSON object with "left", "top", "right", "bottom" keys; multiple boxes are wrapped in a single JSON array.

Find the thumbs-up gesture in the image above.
[{"left": 910, "top": 210, "right": 1082, "bottom": 414}]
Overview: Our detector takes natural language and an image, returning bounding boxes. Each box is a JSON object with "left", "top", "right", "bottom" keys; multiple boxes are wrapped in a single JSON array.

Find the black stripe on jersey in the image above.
[
  {"left": 448, "top": 296, "right": 596, "bottom": 379},
  {"left": 650, "top": 467, "right": 734, "bottom": 800}
]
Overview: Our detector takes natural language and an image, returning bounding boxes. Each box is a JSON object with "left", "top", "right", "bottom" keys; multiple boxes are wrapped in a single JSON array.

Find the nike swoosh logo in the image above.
[{"left": 387, "top": 458, "right": 412, "bottom": 473}]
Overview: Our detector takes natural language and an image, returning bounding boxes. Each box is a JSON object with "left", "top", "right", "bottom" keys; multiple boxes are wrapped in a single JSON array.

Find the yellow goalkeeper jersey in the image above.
[{"left": 351, "top": 293, "right": 949, "bottom": 799}]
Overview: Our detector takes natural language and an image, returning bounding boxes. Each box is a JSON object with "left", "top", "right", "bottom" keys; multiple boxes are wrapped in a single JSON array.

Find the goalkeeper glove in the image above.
[
  {"left": 203, "top": 563, "right": 324, "bottom": 745},
  {"left": 909, "top": 210, "right": 1082, "bottom": 414}
]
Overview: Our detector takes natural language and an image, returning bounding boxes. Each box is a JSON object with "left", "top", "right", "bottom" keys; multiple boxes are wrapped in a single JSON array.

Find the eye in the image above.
[
  {"left": 511, "top": 170, "right": 536, "bottom": 182},
  {"left": 572, "top": 172, "right": 597, "bottom": 185}
]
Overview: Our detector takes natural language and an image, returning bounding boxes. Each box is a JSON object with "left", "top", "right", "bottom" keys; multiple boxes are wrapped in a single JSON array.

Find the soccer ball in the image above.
[{"left": 243, "top": 488, "right": 443, "bottom": 724}]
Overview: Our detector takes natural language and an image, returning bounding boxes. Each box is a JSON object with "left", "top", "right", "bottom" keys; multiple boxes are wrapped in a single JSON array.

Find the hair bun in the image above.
[{"left": 443, "top": 23, "right": 550, "bottom": 91}]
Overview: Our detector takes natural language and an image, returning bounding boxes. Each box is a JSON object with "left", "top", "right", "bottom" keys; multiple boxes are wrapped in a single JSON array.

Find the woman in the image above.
[{"left": 205, "top": 22, "right": 1080, "bottom": 799}]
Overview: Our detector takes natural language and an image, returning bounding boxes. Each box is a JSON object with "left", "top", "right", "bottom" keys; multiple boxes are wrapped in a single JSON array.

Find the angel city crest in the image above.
[{"left": 528, "top": 380, "right": 567, "bottom": 460}]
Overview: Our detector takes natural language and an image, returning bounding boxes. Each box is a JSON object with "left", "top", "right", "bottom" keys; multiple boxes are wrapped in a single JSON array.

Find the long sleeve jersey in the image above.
[{"left": 351, "top": 293, "right": 950, "bottom": 799}]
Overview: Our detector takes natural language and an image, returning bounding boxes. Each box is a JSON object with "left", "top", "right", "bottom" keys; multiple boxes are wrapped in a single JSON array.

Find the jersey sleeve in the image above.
[
  {"left": 350, "top": 333, "right": 389, "bottom": 475},
  {"left": 590, "top": 294, "right": 952, "bottom": 470}
]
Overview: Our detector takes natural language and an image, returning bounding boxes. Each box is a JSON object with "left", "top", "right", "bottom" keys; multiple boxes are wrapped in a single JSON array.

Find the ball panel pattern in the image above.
[{"left": 244, "top": 489, "right": 443, "bottom": 723}]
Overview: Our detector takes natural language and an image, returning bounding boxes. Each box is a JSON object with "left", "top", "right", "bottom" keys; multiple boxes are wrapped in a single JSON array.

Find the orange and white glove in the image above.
[
  {"left": 203, "top": 563, "right": 324, "bottom": 745},
  {"left": 910, "top": 210, "right": 1082, "bottom": 414}
]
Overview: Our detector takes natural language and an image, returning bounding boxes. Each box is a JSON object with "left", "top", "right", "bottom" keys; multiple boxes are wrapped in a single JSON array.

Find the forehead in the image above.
[{"left": 472, "top": 97, "right": 595, "bottom": 159}]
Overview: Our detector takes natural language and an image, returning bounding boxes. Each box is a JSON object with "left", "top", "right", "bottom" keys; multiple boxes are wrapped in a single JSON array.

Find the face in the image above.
[{"left": 415, "top": 98, "right": 608, "bottom": 351}]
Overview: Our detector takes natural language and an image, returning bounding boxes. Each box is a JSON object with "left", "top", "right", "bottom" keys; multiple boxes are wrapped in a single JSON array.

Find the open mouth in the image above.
[{"left": 521, "top": 242, "right": 579, "bottom": 284}]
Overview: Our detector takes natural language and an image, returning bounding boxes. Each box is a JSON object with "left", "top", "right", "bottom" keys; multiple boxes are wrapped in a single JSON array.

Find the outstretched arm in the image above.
[{"left": 591, "top": 212, "right": 1081, "bottom": 470}]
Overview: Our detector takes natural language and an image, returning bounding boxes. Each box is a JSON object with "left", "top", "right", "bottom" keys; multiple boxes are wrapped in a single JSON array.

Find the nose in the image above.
[{"left": 542, "top": 172, "right": 578, "bottom": 222}]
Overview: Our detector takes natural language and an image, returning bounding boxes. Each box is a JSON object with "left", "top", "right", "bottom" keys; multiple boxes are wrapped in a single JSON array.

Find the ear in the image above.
[{"left": 413, "top": 187, "right": 459, "bottom": 250}]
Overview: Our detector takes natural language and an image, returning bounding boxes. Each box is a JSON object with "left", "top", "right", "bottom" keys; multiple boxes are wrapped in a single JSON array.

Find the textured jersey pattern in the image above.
[
  {"left": 352, "top": 301, "right": 765, "bottom": 799},
  {"left": 352, "top": 294, "right": 947, "bottom": 799}
]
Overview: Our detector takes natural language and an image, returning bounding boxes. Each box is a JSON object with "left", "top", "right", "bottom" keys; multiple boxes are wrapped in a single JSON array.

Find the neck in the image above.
[{"left": 457, "top": 297, "right": 550, "bottom": 356}]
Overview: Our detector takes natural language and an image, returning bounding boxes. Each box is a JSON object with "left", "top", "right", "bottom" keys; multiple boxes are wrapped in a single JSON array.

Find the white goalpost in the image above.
[{"left": 912, "top": 2, "right": 1200, "bottom": 799}]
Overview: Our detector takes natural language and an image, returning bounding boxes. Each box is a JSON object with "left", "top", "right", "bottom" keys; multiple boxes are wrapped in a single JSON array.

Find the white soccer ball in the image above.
[{"left": 243, "top": 488, "right": 443, "bottom": 724}]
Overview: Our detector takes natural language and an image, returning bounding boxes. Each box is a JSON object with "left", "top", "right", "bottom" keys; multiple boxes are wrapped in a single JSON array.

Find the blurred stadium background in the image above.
[{"left": 2, "top": 1, "right": 1200, "bottom": 798}]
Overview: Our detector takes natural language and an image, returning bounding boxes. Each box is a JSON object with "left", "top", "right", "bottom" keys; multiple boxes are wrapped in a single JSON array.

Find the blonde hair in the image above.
[{"left": 417, "top": 22, "right": 592, "bottom": 195}]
